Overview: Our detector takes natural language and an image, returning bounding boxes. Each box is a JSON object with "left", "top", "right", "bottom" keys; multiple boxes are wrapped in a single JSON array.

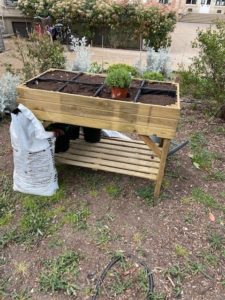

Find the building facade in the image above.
[{"left": 0, "top": 0, "right": 31, "bottom": 35}]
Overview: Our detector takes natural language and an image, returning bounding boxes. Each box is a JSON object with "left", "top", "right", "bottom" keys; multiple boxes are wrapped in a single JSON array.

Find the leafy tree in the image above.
[{"left": 180, "top": 21, "right": 225, "bottom": 117}]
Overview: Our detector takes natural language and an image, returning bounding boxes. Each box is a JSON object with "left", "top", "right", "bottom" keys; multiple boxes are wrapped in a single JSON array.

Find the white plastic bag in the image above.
[{"left": 10, "top": 104, "right": 58, "bottom": 196}]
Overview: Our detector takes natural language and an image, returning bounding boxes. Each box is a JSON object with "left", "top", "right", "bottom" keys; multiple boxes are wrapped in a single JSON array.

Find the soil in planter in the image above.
[
  {"left": 130, "top": 79, "right": 143, "bottom": 88},
  {"left": 99, "top": 86, "right": 138, "bottom": 101},
  {"left": 62, "top": 83, "right": 101, "bottom": 96},
  {"left": 76, "top": 74, "right": 105, "bottom": 85},
  {"left": 143, "top": 81, "right": 176, "bottom": 91},
  {"left": 26, "top": 80, "right": 65, "bottom": 91},
  {"left": 39, "top": 70, "right": 78, "bottom": 81},
  {"left": 137, "top": 93, "right": 176, "bottom": 106}
]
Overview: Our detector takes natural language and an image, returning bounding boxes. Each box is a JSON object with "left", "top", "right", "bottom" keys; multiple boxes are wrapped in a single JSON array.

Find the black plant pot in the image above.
[
  {"left": 67, "top": 125, "right": 80, "bottom": 140},
  {"left": 55, "top": 134, "right": 70, "bottom": 153},
  {"left": 83, "top": 127, "right": 102, "bottom": 143}
]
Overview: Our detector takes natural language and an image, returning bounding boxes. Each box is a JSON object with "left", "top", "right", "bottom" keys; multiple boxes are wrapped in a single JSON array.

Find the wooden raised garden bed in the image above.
[{"left": 17, "top": 69, "right": 180, "bottom": 198}]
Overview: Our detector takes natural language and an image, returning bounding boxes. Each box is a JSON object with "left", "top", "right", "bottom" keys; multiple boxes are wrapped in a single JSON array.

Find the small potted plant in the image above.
[{"left": 105, "top": 67, "right": 132, "bottom": 100}]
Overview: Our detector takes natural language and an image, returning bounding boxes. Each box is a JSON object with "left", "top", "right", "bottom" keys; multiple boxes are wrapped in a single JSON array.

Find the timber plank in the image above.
[
  {"left": 17, "top": 98, "right": 178, "bottom": 129},
  {"left": 23, "top": 109, "right": 177, "bottom": 139}
]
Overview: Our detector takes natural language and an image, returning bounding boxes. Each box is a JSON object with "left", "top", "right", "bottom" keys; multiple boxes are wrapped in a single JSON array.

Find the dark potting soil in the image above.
[
  {"left": 143, "top": 81, "right": 176, "bottom": 91},
  {"left": 25, "top": 70, "right": 177, "bottom": 106},
  {"left": 99, "top": 87, "right": 138, "bottom": 101},
  {"left": 62, "top": 83, "right": 100, "bottom": 96},
  {"left": 26, "top": 80, "right": 65, "bottom": 91},
  {"left": 76, "top": 74, "right": 105, "bottom": 85},
  {"left": 130, "top": 79, "right": 143, "bottom": 88},
  {"left": 39, "top": 70, "right": 78, "bottom": 81},
  {"left": 137, "top": 94, "right": 176, "bottom": 106}
]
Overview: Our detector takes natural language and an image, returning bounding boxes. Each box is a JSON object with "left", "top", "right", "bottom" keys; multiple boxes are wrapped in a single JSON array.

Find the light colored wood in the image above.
[
  {"left": 139, "top": 135, "right": 162, "bottom": 158},
  {"left": 55, "top": 139, "right": 159, "bottom": 180},
  {"left": 21, "top": 109, "right": 177, "bottom": 139},
  {"left": 56, "top": 152, "right": 158, "bottom": 174},
  {"left": 69, "top": 143, "right": 160, "bottom": 162},
  {"left": 17, "top": 69, "right": 181, "bottom": 198},
  {"left": 17, "top": 87, "right": 180, "bottom": 118},
  {"left": 56, "top": 157, "right": 157, "bottom": 180},
  {"left": 17, "top": 98, "right": 178, "bottom": 129},
  {"left": 154, "top": 139, "right": 171, "bottom": 198},
  {"left": 67, "top": 149, "right": 160, "bottom": 169}
]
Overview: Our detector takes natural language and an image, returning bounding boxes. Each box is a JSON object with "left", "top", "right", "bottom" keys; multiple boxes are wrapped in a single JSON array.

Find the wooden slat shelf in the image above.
[{"left": 55, "top": 138, "right": 160, "bottom": 181}]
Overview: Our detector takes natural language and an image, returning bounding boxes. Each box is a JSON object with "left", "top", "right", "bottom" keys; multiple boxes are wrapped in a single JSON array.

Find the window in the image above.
[
  {"left": 188, "top": 8, "right": 193, "bottom": 11},
  {"left": 216, "top": 0, "right": 225, "bottom": 5},
  {"left": 186, "top": 0, "right": 197, "bottom": 4},
  {"left": 159, "top": 0, "right": 169, "bottom": 4}
]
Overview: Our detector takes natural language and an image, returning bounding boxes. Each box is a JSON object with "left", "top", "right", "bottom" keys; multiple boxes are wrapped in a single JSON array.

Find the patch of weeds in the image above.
[
  {"left": 79, "top": 171, "right": 103, "bottom": 189},
  {"left": 0, "top": 230, "right": 22, "bottom": 249},
  {"left": 190, "top": 132, "right": 207, "bottom": 151},
  {"left": 105, "top": 184, "right": 121, "bottom": 198},
  {"left": 11, "top": 289, "right": 31, "bottom": 299},
  {"left": 0, "top": 277, "right": 9, "bottom": 297},
  {"left": 192, "top": 187, "right": 225, "bottom": 212},
  {"left": 89, "top": 189, "right": 98, "bottom": 197},
  {"left": 95, "top": 221, "right": 112, "bottom": 246},
  {"left": 174, "top": 244, "right": 189, "bottom": 257},
  {"left": 205, "top": 170, "right": 225, "bottom": 181},
  {"left": 109, "top": 270, "right": 132, "bottom": 296},
  {"left": 64, "top": 206, "right": 90, "bottom": 230},
  {"left": 18, "top": 188, "right": 65, "bottom": 242},
  {"left": 189, "top": 132, "right": 216, "bottom": 170},
  {"left": 213, "top": 125, "right": 225, "bottom": 135},
  {"left": 0, "top": 213, "right": 12, "bottom": 226},
  {"left": 186, "top": 261, "right": 205, "bottom": 276},
  {"left": 136, "top": 186, "right": 154, "bottom": 206},
  {"left": 163, "top": 265, "right": 185, "bottom": 298},
  {"left": 137, "top": 269, "right": 149, "bottom": 294},
  {"left": 14, "top": 261, "right": 28, "bottom": 277},
  {"left": 0, "top": 175, "right": 19, "bottom": 227},
  {"left": 39, "top": 251, "right": 80, "bottom": 296},
  {"left": 184, "top": 212, "right": 194, "bottom": 224},
  {"left": 150, "top": 292, "right": 166, "bottom": 300},
  {"left": 191, "top": 149, "right": 215, "bottom": 170},
  {"left": 220, "top": 192, "right": 225, "bottom": 199},
  {"left": 199, "top": 250, "right": 219, "bottom": 266},
  {"left": 48, "top": 237, "right": 64, "bottom": 249},
  {"left": 208, "top": 232, "right": 225, "bottom": 251},
  {"left": 180, "top": 196, "right": 192, "bottom": 205},
  {"left": 0, "top": 255, "right": 6, "bottom": 266}
]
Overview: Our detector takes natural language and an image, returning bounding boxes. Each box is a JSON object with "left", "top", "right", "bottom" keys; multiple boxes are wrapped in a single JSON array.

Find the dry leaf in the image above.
[{"left": 209, "top": 212, "right": 215, "bottom": 222}]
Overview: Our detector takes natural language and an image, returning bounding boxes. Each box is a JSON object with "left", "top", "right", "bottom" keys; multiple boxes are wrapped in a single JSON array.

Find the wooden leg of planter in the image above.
[{"left": 154, "top": 138, "right": 171, "bottom": 199}]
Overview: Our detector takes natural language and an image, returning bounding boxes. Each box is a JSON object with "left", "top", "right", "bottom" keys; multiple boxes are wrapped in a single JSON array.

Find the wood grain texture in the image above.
[{"left": 55, "top": 138, "right": 160, "bottom": 180}]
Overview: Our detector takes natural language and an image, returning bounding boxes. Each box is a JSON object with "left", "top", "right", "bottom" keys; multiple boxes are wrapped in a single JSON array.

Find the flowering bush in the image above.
[{"left": 17, "top": 0, "right": 176, "bottom": 50}]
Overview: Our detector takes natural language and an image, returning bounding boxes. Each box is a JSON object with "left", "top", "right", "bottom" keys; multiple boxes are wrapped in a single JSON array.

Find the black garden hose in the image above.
[{"left": 91, "top": 253, "right": 154, "bottom": 300}]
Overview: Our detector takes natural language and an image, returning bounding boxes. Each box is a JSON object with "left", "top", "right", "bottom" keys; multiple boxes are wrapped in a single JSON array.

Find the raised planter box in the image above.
[{"left": 17, "top": 69, "right": 180, "bottom": 199}]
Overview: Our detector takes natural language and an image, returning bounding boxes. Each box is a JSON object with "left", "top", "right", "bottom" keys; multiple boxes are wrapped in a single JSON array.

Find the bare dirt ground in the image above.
[
  {"left": 0, "top": 100, "right": 225, "bottom": 300},
  {"left": 0, "top": 36, "right": 225, "bottom": 300}
]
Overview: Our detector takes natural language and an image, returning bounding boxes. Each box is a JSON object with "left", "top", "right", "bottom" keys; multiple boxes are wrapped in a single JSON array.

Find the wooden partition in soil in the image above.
[{"left": 17, "top": 69, "right": 180, "bottom": 199}]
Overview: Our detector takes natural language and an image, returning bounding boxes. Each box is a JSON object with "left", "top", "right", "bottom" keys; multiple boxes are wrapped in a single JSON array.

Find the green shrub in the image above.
[
  {"left": 179, "top": 21, "right": 225, "bottom": 109},
  {"left": 105, "top": 68, "right": 132, "bottom": 88},
  {"left": 14, "top": 33, "right": 66, "bottom": 80},
  {"left": 143, "top": 71, "right": 164, "bottom": 81},
  {"left": 107, "top": 64, "right": 139, "bottom": 77}
]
